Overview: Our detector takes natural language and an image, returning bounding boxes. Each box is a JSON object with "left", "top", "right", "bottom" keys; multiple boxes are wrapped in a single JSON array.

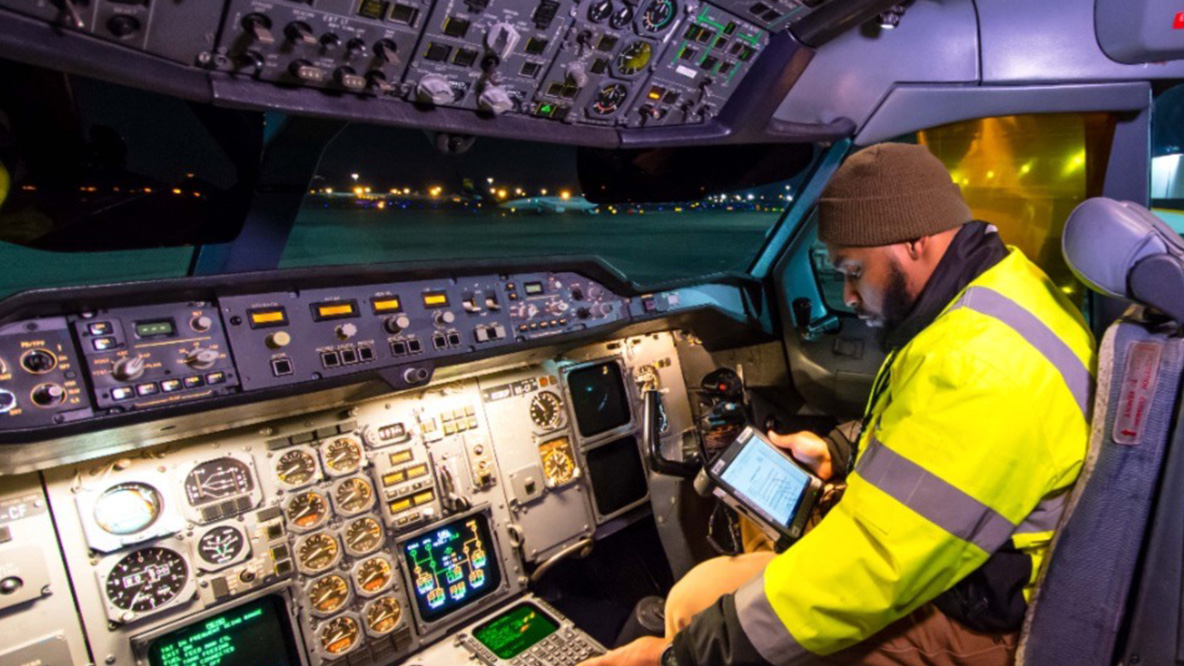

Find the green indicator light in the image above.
[{"left": 672, "top": 40, "right": 688, "bottom": 65}]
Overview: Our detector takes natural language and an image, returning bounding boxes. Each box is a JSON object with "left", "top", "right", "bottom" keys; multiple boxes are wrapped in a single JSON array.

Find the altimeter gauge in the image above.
[
  {"left": 529, "top": 390, "right": 566, "bottom": 431},
  {"left": 103, "top": 547, "right": 191, "bottom": 618}
]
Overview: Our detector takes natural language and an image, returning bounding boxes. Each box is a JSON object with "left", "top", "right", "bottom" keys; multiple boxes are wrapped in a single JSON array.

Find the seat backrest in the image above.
[{"left": 1019, "top": 198, "right": 1184, "bottom": 665}]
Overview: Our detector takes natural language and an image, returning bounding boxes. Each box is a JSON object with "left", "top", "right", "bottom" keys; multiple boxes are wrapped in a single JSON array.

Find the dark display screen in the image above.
[
  {"left": 567, "top": 362, "right": 632, "bottom": 438},
  {"left": 147, "top": 596, "right": 299, "bottom": 666},
  {"left": 585, "top": 436, "right": 649, "bottom": 516},
  {"left": 401, "top": 513, "right": 501, "bottom": 623},
  {"left": 473, "top": 603, "right": 559, "bottom": 659}
]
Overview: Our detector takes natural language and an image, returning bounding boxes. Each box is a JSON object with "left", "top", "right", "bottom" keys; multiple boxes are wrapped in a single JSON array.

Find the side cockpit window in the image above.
[{"left": 1152, "top": 84, "right": 1184, "bottom": 233}]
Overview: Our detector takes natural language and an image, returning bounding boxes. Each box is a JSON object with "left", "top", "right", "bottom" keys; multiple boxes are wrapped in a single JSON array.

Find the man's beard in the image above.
[{"left": 857, "top": 261, "right": 914, "bottom": 348}]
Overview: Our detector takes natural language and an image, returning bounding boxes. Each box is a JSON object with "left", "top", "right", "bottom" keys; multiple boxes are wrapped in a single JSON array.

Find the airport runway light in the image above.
[
  {"left": 325, "top": 187, "right": 333, "bottom": 194},
  {"left": 364, "top": 186, "right": 372, "bottom": 194},
  {"left": 497, "top": 189, "right": 508, "bottom": 199},
  {"left": 351, "top": 173, "right": 360, "bottom": 181},
  {"left": 560, "top": 190, "right": 571, "bottom": 200},
  {"left": 404, "top": 187, "right": 412, "bottom": 195},
  {"left": 487, "top": 177, "right": 495, "bottom": 184},
  {"left": 172, "top": 188, "right": 182, "bottom": 195},
  {"left": 429, "top": 186, "right": 443, "bottom": 197},
  {"left": 353, "top": 186, "right": 364, "bottom": 196}
]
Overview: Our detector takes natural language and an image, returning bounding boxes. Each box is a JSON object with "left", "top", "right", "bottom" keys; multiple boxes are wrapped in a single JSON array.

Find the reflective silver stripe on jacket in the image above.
[
  {"left": 949, "top": 286, "right": 1094, "bottom": 418},
  {"left": 856, "top": 437, "right": 1015, "bottom": 553},
  {"left": 858, "top": 437, "right": 1070, "bottom": 545},
  {"left": 734, "top": 573, "right": 812, "bottom": 666}
]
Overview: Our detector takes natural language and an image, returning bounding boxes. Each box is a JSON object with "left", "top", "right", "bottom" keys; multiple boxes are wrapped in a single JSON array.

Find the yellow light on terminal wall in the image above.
[
  {"left": 377, "top": 200, "right": 386, "bottom": 209},
  {"left": 172, "top": 188, "right": 182, "bottom": 195},
  {"left": 559, "top": 190, "right": 571, "bottom": 201},
  {"left": 353, "top": 186, "right": 364, "bottom": 196}
]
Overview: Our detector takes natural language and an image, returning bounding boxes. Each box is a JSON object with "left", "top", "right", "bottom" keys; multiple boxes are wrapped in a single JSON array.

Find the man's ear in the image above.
[{"left": 904, "top": 237, "right": 925, "bottom": 261}]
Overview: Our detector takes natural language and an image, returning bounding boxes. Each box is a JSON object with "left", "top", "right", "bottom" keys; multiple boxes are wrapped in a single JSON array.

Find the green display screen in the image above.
[
  {"left": 147, "top": 596, "right": 299, "bottom": 666},
  {"left": 135, "top": 319, "right": 175, "bottom": 338},
  {"left": 473, "top": 603, "right": 559, "bottom": 659}
]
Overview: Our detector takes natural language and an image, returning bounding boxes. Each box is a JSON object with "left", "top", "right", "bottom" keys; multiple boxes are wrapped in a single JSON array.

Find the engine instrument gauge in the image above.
[
  {"left": 196, "top": 524, "right": 247, "bottom": 568},
  {"left": 308, "top": 574, "right": 352, "bottom": 615},
  {"left": 613, "top": 41, "right": 651, "bottom": 76},
  {"left": 538, "top": 437, "right": 579, "bottom": 487},
  {"left": 529, "top": 391, "right": 566, "bottom": 431},
  {"left": 609, "top": 4, "right": 633, "bottom": 29},
  {"left": 344, "top": 516, "right": 384, "bottom": 556},
  {"left": 641, "top": 0, "right": 676, "bottom": 32},
  {"left": 587, "top": 0, "right": 613, "bottom": 23},
  {"left": 364, "top": 597, "right": 403, "bottom": 635},
  {"left": 319, "top": 615, "right": 361, "bottom": 657},
  {"left": 354, "top": 556, "right": 394, "bottom": 595},
  {"left": 592, "top": 83, "right": 630, "bottom": 115},
  {"left": 275, "top": 449, "right": 318, "bottom": 487},
  {"left": 104, "top": 547, "right": 190, "bottom": 613},
  {"left": 94, "top": 482, "right": 162, "bottom": 535},
  {"left": 323, "top": 436, "right": 364, "bottom": 476},
  {"left": 285, "top": 491, "right": 330, "bottom": 530},
  {"left": 334, "top": 477, "right": 375, "bottom": 515},
  {"left": 184, "top": 458, "right": 254, "bottom": 507},
  {"left": 297, "top": 533, "right": 342, "bottom": 574}
]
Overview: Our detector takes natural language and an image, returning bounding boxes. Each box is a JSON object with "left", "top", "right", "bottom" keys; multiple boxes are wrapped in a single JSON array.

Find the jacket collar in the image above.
[{"left": 882, "top": 221, "right": 1010, "bottom": 352}]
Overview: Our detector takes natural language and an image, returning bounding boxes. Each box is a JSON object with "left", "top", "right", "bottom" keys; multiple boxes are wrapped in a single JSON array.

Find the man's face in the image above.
[{"left": 828, "top": 243, "right": 916, "bottom": 332}]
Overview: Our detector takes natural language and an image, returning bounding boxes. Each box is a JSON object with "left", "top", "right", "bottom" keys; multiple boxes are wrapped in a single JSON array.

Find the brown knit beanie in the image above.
[{"left": 818, "top": 143, "right": 972, "bottom": 247}]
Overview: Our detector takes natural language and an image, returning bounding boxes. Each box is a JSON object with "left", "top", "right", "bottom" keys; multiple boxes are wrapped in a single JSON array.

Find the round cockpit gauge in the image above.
[
  {"left": 94, "top": 482, "right": 162, "bottom": 536},
  {"left": 308, "top": 574, "right": 352, "bottom": 615},
  {"left": 104, "top": 547, "right": 189, "bottom": 612},
  {"left": 539, "top": 437, "right": 579, "bottom": 487},
  {"left": 609, "top": 4, "right": 633, "bottom": 29},
  {"left": 344, "top": 516, "right": 384, "bottom": 556},
  {"left": 529, "top": 391, "right": 566, "bottom": 430},
  {"left": 587, "top": 0, "right": 613, "bottom": 23},
  {"left": 319, "top": 616, "right": 361, "bottom": 656},
  {"left": 297, "top": 533, "right": 342, "bottom": 574},
  {"left": 196, "top": 524, "right": 247, "bottom": 567},
  {"left": 613, "top": 41, "right": 651, "bottom": 76},
  {"left": 354, "top": 556, "right": 394, "bottom": 595},
  {"left": 334, "top": 477, "right": 374, "bottom": 515},
  {"left": 184, "top": 458, "right": 254, "bottom": 507},
  {"left": 641, "top": 0, "right": 676, "bottom": 32},
  {"left": 323, "top": 436, "right": 364, "bottom": 476},
  {"left": 285, "top": 491, "right": 330, "bottom": 530},
  {"left": 364, "top": 597, "right": 403, "bottom": 635},
  {"left": 592, "top": 83, "right": 631, "bottom": 115},
  {"left": 276, "top": 449, "right": 318, "bottom": 487}
]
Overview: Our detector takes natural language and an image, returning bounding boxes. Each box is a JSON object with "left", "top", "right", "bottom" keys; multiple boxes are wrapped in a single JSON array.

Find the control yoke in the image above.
[{"left": 642, "top": 389, "right": 701, "bottom": 478}]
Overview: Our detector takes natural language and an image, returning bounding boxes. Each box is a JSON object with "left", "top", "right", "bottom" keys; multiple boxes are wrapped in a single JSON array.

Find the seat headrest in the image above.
[{"left": 1063, "top": 198, "right": 1184, "bottom": 324}]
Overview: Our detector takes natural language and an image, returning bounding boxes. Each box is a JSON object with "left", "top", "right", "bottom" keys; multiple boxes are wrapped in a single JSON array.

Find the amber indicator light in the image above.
[
  {"left": 372, "top": 298, "right": 402, "bottom": 314},
  {"left": 422, "top": 292, "right": 449, "bottom": 308},
  {"left": 312, "top": 300, "right": 359, "bottom": 321},
  {"left": 248, "top": 308, "right": 288, "bottom": 329}
]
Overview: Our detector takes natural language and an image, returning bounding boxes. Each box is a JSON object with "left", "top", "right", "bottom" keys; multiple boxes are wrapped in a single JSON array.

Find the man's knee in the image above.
[{"left": 664, "top": 553, "right": 776, "bottom": 637}]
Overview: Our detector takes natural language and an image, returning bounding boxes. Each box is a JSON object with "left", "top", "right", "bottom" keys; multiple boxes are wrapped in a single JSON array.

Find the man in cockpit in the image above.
[{"left": 583, "top": 143, "right": 1094, "bottom": 666}]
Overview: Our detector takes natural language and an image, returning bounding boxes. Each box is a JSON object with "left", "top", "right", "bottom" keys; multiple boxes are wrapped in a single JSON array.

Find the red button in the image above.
[{"left": 1175, "top": 11, "right": 1184, "bottom": 29}]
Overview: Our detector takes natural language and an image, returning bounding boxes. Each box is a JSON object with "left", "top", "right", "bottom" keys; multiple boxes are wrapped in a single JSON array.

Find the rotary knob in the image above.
[
  {"left": 434, "top": 311, "right": 456, "bottom": 327},
  {"left": 183, "top": 347, "right": 219, "bottom": 371},
  {"left": 416, "top": 74, "right": 455, "bottom": 105},
  {"left": 384, "top": 314, "right": 411, "bottom": 334},
  {"left": 478, "top": 85, "right": 514, "bottom": 116},
  {"left": 336, "top": 323, "right": 359, "bottom": 340},
  {"left": 31, "top": 383, "right": 65, "bottom": 408},
  {"left": 565, "top": 62, "right": 588, "bottom": 89},
  {"left": 191, "top": 315, "right": 213, "bottom": 333},
  {"left": 267, "top": 331, "right": 291, "bottom": 349},
  {"left": 284, "top": 21, "right": 317, "bottom": 45},
  {"left": 112, "top": 355, "right": 146, "bottom": 382}
]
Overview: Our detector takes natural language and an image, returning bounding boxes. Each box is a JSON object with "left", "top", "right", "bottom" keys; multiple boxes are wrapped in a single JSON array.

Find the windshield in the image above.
[{"left": 281, "top": 125, "right": 816, "bottom": 286}]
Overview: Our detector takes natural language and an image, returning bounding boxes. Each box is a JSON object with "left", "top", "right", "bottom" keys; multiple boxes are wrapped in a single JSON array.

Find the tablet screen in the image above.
[{"left": 718, "top": 435, "right": 809, "bottom": 526}]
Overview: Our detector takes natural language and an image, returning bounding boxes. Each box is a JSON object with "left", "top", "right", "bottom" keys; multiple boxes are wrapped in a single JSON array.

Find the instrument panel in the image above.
[
  {"left": 0, "top": 0, "right": 815, "bottom": 136},
  {"left": 0, "top": 269, "right": 631, "bottom": 439},
  {"left": 0, "top": 328, "right": 692, "bottom": 666}
]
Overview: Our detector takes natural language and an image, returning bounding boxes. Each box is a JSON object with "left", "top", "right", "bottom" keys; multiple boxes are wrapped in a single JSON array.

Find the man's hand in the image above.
[
  {"left": 577, "top": 636, "right": 667, "bottom": 666},
  {"left": 767, "top": 430, "right": 834, "bottom": 481}
]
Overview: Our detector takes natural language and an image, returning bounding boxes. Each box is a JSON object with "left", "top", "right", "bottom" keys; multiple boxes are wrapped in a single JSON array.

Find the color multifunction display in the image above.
[{"left": 400, "top": 512, "right": 501, "bottom": 623}]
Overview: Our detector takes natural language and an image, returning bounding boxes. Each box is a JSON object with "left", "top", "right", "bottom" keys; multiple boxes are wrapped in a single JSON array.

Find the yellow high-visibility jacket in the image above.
[{"left": 723, "top": 247, "right": 1095, "bottom": 663}]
